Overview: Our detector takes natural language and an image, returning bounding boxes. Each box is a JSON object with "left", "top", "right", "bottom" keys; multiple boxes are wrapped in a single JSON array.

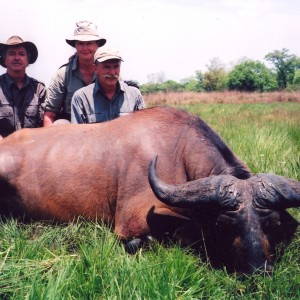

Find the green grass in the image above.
[
  {"left": 180, "top": 102, "right": 300, "bottom": 180},
  {"left": 0, "top": 102, "right": 299, "bottom": 299}
]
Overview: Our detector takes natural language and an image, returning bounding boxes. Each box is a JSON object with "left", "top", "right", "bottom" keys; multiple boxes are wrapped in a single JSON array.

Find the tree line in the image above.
[{"left": 139, "top": 48, "right": 300, "bottom": 94}]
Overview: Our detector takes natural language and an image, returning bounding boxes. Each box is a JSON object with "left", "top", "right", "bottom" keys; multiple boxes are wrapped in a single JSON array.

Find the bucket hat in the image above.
[
  {"left": 0, "top": 36, "right": 38, "bottom": 68},
  {"left": 94, "top": 47, "right": 123, "bottom": 63},
  {"left": 66, "top": 20, "right": 106, "bottom": 47}
]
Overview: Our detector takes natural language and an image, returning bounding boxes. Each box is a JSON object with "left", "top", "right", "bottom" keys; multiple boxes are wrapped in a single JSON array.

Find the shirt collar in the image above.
[
  {"left": 71, "top": 54, "right": 97, "bottom": 83},
  {"left": 119, "top": 81, "right": 127, "bottom": 92},
  {"left": 4, "top": 73, "right": 30, "bottom": 88},
  {"left": 95, "top": 80, "right": 123, "bottom": 94},
  {"left": 71, "top": 54, "right": 79, "bottom": 72}
]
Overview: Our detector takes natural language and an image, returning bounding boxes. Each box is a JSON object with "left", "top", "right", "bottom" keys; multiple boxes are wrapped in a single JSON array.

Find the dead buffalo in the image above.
[{"left": 0, "top": 106, "right": 299, "bottom": 274}]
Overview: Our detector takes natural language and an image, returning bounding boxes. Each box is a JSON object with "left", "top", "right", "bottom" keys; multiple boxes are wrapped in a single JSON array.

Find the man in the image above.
[
  {"left": 71, "top": 47, "right": 145, "bottom": 124},
  {"left": 43, "top": 20, "right": 106, "bottom": 125},
  {"left": 0, "top": 36, "right": 46, "bottom": 139}
]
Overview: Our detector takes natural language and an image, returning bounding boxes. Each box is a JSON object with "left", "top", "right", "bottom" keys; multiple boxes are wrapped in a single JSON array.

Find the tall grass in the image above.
[
  {"left": 144, "top": 91, "right": 300, "bottom": 106},
  {"left": 179, "top": 102, "right": 300, "bottom": 180},
  {"left": 0, "top": 99, "right": 299, "bottom": 299}
]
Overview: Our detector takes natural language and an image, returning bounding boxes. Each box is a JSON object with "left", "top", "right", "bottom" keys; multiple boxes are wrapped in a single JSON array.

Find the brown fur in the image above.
[
  {"left": 0, "top": 107, "right": 251, "bottom": 228},
  {"left": 1, "top": 106, "right": 296, "bottom": 274}
]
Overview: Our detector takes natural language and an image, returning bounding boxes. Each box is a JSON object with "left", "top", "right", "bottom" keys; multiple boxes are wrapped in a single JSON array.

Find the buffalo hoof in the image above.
[
  {"left": 124, "top": 235, "right": 156, "bottom": 254},
  {"left": 146, "top": 235, "right": 155, "bottom": 243},
  {"left": 124, "top": 238, "right": 143, "bottom": 254}
]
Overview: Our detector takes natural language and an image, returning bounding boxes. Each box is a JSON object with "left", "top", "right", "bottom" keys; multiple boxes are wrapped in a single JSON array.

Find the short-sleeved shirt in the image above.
[
  {"left": 71, "top": 80, "right": 146, "bottom": 124},
  {"left": 44, "top": 55, "right": 97, "bottom": 116},
  {"left": 0, "top": 73, "right": 46, "bottom": 138}
]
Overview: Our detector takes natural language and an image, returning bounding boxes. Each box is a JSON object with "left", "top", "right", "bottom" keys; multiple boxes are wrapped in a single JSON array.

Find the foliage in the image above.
[
  {"left": 140, "top": 80, "right": 185, "bottom": 94},
  {"left": 227, "top": 60, "right": 278, "bottom": 92},
  {"left": 180, "top": 74, "right": 204, "bottom": 92},
  {"left": 183, "top": 78, "right": 204, "bottom": 92},
  {"left": 161, "top": 80, "right": 184, "bottom": 92},
  {"left": 265, "top": 48, "right": 300, "bottom": 90},
  {"left": 140, "top": 82, "right": 165, "bottom": 94},
  {"left": 140, "top": 48, "right": 300, "bottom": 93},
  {"left": 203, "top": 58, "right": 228, "bottom": 91},
  {"left": 286, "top": 69, "right": 300, "bottom": 91},
  {"left": 195, "top": 70, "right": 204, "bottom": 84}
]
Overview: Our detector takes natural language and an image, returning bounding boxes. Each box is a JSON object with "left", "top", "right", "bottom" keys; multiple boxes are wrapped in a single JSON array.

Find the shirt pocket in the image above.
[
  {"left": 0, "top": 105, "right": 14, "bottom": 130},
  {"left": 24, "top": 105, "right": 39, "bottom": 127},
  {"left": 0, "top": 105, "right": 13, "bottom": 119}
]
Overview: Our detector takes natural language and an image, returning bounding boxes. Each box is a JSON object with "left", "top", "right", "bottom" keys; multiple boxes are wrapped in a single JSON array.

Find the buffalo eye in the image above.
[
  {"left": 215, "top": 213, "right": 239, "bottom": 232},
  {"left": 260, "top": 211, "right": 282, "bottom": 233}
]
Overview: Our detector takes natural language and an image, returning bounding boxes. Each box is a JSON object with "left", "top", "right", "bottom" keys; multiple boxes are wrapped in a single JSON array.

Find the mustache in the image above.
[{"left": 104, "top": 74, "right": 119, "bottom": 79}]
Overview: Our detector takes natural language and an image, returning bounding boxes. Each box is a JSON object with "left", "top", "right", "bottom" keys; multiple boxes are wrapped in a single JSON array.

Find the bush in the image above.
[{"left": 228, "top": 60, "right": 278, "bottom": 92}]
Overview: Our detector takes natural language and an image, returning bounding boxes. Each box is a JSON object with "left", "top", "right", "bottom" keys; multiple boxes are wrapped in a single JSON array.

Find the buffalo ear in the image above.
[
  {"left": 146, "top": 206, "right": 190, "bottom": 240},
  {"left": 253, "top": 174, "right": 300, "bottom": 210}
]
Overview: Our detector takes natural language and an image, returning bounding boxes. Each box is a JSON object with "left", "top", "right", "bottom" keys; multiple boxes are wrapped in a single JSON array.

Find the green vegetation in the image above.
[
  {"left": 227, "top": 60, "right": 277, "bottom": 92},
  {"left": 140, "top": 48, "right": 300, "bottom": 94},
  {"left": 180, "top": 102, "right": 300, "bottom": 180},
  {"left": 265, "top": 48, "right": 300, "bottom": 90},
  {"left": 1, "top": 102, "right": 299, "bottom": 299}
]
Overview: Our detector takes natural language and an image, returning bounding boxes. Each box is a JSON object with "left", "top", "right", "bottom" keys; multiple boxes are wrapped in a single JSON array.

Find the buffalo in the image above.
[{"left": 0, "top": 106, "right": 299, "bottom": 274}]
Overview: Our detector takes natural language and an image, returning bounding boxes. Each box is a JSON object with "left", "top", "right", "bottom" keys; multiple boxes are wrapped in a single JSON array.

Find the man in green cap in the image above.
[
  {"left": 71, "top": 46, "right": 145, "bottom": 124},
  {"left": 0, "top": 36, "right": 46, "bottom": 139}
]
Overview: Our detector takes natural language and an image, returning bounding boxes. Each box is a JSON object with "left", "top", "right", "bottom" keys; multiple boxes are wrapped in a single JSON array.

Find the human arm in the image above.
[
  {"left": 43, "top": 67, "right": 67, "bottom": 126},
  {"left": 71, "top": 91, "right": 87, "bottom": 124},
  {"left": 135, "top": 91, "right": 146, "bottom": 110},
  {"left": 43, "top": 111, "right": 57, "bottom": 126},
  {"left": 36, "top": 82, "right": 47, "bottom": 127}
]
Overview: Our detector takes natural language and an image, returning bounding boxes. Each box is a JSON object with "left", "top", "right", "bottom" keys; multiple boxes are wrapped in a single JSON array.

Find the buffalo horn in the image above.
[
  {"left": 148, "top": 156, "right": 241, "bottom": 210},
  {"left": 253, "top": 174, "right": 300, "bottom": 209}
]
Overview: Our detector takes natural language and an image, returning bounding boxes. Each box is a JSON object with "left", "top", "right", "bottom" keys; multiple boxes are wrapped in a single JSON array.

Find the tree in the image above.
[
  {"left": 264, "top": 48, "right": 300, "bottom": 90},
  {"left": 195, "top": 70, "right": 204, "bottom": 86},
  {"left": 140, "top": 83, "right": 164, "bottom": 94},
  {"left": 161, "top": 80, "right": 183, "bottom": 92},
  {"left": 184, "top": 79, "right": 203, "bottom": 92},
  {"left": 228, "top": 60, "right": 277, "bottom": 92},
  {"left": 181, "top": 74, "right": 204, "bottom": 92},
  {"left": 286, "top": 69, "right": 300, "bottom": 91},
  {"left": 293, "top": 69, "right": 300, "bottom": 86},
  {"left": 203, "top": 58, "right": 228, "bottom": 91}
]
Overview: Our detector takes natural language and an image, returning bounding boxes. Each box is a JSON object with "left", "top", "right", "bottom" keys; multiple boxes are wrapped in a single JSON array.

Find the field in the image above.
[
  {"left": 143, "top": 90, "right": 300, "bottom": 106},
  {"left": 0, "top": 92, "right": 299, "bottom": 299}
]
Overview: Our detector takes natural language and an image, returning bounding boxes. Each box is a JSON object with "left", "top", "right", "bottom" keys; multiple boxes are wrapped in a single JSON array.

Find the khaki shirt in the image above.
[
  {"left": 45, "top": 55, "right": 97, "bottom": 115},
  {"left": 0, "top": 73, "right": 46, "bottom": 138},
  {"left": 71, "top": 80, "right": 146, "bottom": 124}
]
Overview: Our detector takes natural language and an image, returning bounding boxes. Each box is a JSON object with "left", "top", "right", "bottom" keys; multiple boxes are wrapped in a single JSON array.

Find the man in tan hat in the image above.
[
  {"left": 0, "top": 36, "right": 46, "bottom": 139},
  {"left": 43, "top": 20, "right": 106, "bottom": 125},
  {"left": 71, "top": 46, "right": 145, "bottom": 124}
]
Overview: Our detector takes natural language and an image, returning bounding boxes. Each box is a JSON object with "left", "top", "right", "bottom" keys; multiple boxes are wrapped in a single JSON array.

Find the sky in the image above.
[{"left": 1, "top": 0, "right": 300, "bottom": 86}]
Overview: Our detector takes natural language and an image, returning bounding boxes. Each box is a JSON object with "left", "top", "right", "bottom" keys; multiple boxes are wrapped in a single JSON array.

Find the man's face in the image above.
[
  {"left": 95, "top": 59, "right": 121, "bottom": 89},
  {"left": 75, "top": 41, "right": 98, "bottom": 61},
  {"left": 5, "top": 46, "right": 29, "bottom": 73}
]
